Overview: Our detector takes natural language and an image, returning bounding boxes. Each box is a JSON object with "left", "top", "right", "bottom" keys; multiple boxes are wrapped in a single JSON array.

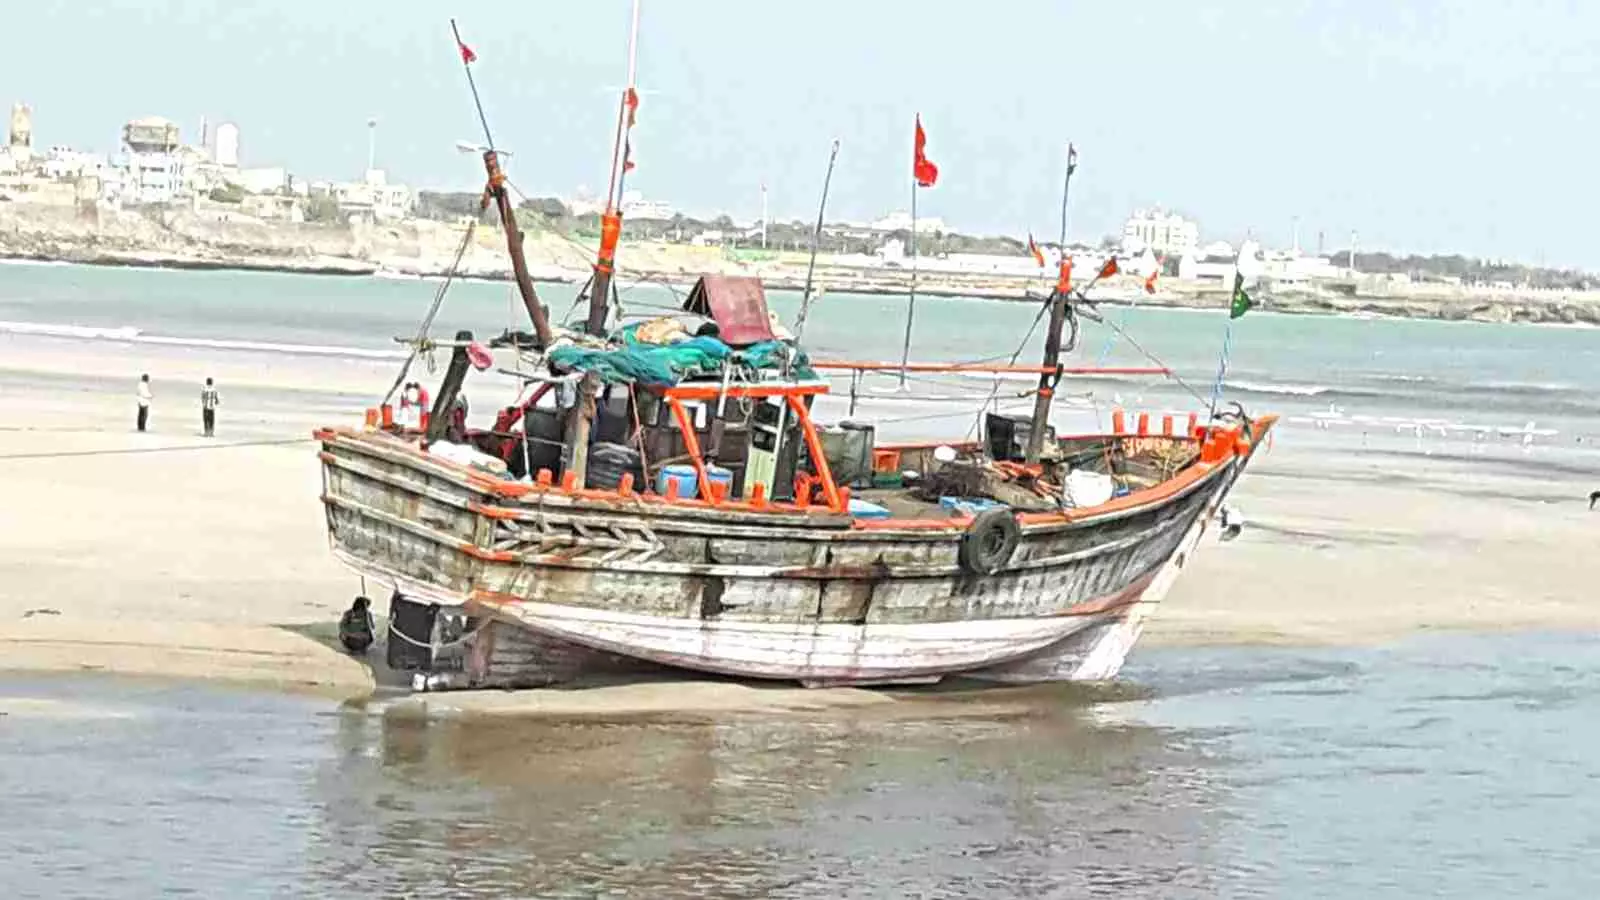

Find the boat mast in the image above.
[
  {"left": 584, "top": 0, "right": 643, "bottom": 337},
  {"left": 484, "top": 150, "right": 553, "bottom": 348},
  {"left": 1024, "top": 143, "right": 1078, "bottom": 465},
  {"left": 449, "top": 19, "right": 553, "bottom": 349}
]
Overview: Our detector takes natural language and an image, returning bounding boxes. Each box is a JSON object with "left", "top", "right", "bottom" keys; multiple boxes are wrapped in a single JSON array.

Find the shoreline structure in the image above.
[{"left": 4, "top": 205, "right": 1598, "bottom": 327}]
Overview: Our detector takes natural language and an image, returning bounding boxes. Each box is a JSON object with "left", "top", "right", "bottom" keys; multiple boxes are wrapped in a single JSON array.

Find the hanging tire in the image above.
[{"left": 958, "top": 507, "right": 1021, "bottom": 575}]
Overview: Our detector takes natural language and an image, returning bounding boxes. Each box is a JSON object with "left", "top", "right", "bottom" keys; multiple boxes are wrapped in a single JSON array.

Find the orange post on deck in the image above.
[
  {"left": 666, "top": 397, "right": 717, "bottom": 504},
  {"left": 1161, "top": 414, "right": 1174, "bottom": 436},
  {"left": 364, "top": 408, "right": 379, "bottom": 429},
  {"left": 1111, "top": 408, "right": 1127, "bottom": 434},
  {"left": 786, "top": 395, "right": 843, "bottom": 512},
  {"left": 380, "top": 404, "right": 394, "bottom": 429},
  {"left": 1136, "top": 412, "right": 1150, "bottom": 436}
]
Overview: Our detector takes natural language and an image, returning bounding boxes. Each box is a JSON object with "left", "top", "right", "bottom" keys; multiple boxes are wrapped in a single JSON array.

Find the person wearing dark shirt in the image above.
[{"left": 338, "top": 596, "right": 376, "bottom": 654}]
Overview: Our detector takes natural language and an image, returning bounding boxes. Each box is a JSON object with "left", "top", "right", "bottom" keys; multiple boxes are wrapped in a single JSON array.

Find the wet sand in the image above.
[{"left": 1, "top": 333, "right": 1595, "bottom": 708}]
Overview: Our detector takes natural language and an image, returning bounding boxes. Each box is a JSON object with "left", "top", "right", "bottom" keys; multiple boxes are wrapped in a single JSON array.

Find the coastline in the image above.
[
  {"left": 4, "top": 203, "right": 1599, "bottom": 326},
  {"left": 1, "top": 336, "right": 1595, "bottom": 709}
]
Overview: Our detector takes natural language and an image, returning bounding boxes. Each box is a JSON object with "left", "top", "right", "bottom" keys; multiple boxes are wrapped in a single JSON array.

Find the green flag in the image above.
[{"left": 1230, "top": 271, "right": 1253, "bottom": 319}]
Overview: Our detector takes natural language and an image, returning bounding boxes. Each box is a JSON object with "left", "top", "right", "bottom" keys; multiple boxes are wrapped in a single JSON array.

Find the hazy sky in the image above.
[{"left": 3, "top": 1, "right": 1592, "bottom": 266}]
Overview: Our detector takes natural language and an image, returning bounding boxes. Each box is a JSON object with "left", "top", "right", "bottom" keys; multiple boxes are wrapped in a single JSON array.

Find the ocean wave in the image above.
[
  {"left": 0, "top": 320, "right": 406, "bottom": 360},
  {"left": 1225, "top": 379, "right": 1332, "bottom": 397},
  {"left": 1466, "top": 379, "right": 1579, "bottom": 395},
  {"left": 0, "top": 320, "right": 144, "bottom": 341}
]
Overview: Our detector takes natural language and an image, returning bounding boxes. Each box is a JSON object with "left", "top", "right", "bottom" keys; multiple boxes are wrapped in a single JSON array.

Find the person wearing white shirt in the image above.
[
  {"left": 200, "top": 378, "right": 221, "bottom": 437},
  {"left": 136, "top": 374, "right": 153, "bottom": 432}
]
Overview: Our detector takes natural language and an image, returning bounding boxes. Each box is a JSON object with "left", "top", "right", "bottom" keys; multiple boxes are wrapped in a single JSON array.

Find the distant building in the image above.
[
  {"left": 1179, "top": 239, "right": 1268, "bottom": 284},
  {"left": 870, "top": 211, "right": 947, "bottom": 234},
  {"left": 1260, "top": 250, "right": 1340, "bottom": 287},
  {"left": 111, "top": 116, "right": 184, "bottom": 205},
  {"left": 8, "top": 103, "right": 32, "bottom": 152},
  {"left": 320, "top": 168, "right": 414, "bottom": 223},
  {"left": 620, "top": 190, "right": 673, "bottom": 220},
  {"left": 241, "top": 192, "right": 304, "bottom": 222},
  {"left": 40, "top": 146, "right": 107, "bottom": 180},
  {"left": 1121, "top": 208, "right": 1199, "bottom": 258},
  {"left": 232, "top": 166, "right": 290, "bottom": 195},
  {"left": 214, "top": 122, "right": 240, "bottom": 168}
]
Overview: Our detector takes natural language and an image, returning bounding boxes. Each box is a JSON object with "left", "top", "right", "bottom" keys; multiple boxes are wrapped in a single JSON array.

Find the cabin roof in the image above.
[{"left": 683, "top": 275, "right": 775, "bottom": 346}]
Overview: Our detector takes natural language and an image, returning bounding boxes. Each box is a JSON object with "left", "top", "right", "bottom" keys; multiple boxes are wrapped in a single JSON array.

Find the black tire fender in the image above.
[{"left": 958, "top": 507, "right": 1021, "bottom": 575}]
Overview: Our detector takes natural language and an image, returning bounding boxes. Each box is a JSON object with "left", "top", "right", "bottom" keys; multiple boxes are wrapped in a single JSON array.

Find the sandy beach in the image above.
[{"left": 1, "top": 330, "right": 1595, "bottom": 707}]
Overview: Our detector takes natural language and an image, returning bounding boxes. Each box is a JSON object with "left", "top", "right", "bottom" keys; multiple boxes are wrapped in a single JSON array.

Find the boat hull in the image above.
[{"left": 316, "top": 426, "right": 1260, "bottom": 688}]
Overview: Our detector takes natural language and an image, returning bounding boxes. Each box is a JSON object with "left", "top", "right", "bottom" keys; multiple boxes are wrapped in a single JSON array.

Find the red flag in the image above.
[
  {"left": 1027, "top": 234, "right": 1045, "bottom": 267},
  {"left": 457, "top": 37, "right": 477, "bottom": 65},
  {"left": 1055, "top": 257, "right": 1073, "bottom": 295},
  {"left": 1098, "top": 257, "right": 1119, "bottom": 280},
  {"left": 1144, "top": 257, "right": 1161, "bottom": 295},
  {"left": 913, "top": 115, "right": 939, "bottom": 188},
  {"left": 624, "top": 87, "right": 639, "bottom": 128}
]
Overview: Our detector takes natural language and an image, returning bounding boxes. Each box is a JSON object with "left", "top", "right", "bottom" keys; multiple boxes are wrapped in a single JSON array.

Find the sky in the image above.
[{"left": 3, "top": 0, "right": 1595, "bottom": 267}]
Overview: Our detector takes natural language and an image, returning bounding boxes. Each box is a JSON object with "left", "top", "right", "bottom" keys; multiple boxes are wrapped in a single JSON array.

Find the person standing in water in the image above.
[
  {"left": 136, "top": 374, "right": 153, "bottom": 432},
  {"left": 200, "top": 377, "right": 220, "bottom": 437}
]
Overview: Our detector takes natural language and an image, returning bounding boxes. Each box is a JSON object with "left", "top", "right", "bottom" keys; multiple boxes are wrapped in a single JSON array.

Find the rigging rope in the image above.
[
  {"left": 1207, "top": 319, "right": 1236, "bottom": 418},
  {"left": 381, "top": 219, "right": 479, "bottom": 406}
]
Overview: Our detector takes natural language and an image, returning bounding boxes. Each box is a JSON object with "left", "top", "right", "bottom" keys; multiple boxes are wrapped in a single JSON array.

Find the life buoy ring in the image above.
[{"left": 958, "top": 507, "right": 1021, "bottom": 575}]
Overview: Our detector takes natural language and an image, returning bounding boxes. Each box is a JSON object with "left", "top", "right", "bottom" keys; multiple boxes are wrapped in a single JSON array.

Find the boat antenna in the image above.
[
  {"left": 1023, "top": 143, "right": 1079, "bottom": 465},
  {"left": 448, "top": 19, "right": 553, "bottom": 348},
  {"left": 450, "top": 19, "right": 496, "bottom": 151},
  {"left": 584, "top": 0, "right": 643, "bottom": 338},
  {"left": 788, "top": 138, "right": 840, "bottom": 369}
]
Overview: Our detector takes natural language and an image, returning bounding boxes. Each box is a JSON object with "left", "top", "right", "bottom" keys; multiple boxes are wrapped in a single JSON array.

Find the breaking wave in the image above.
[
  {"left": 0, "top": 320, "right": 406, "bottom": 360},
  {"left": 1225, "top": 379, "right": 1333, "bottom": 397}
]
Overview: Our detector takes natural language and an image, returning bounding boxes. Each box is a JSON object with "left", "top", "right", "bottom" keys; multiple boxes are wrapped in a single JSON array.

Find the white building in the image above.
[
  {"left": 1122, "top": 208, "right": 1199, "bottom": 258},
  {"left": 1179, "top": 240, "right": 1262, "bottom": 284},
  {"left": 107, "top": 116, "right": 184, "bottom": 206},
  {"left": 233, "top": 166, "right": 290, "bottom": 195},
  {"left": 1260, "top": 251, "right": 1340, "bottom": 287},
  {"left": 214, "top": 122, "right": 240, "bottom": 168},
  {"left": 619, "top": 190, "right": 673, "bottom": 220},
  {"left": 39, "top": 147, "right": 107, "bottom": 180},
  {"left": 325, "top": 168, "right": 414, "bottom": 223},
  {"left": 870, "top": 211, "right": 947, "bottom": 234},
  {"left": 111, "top": 150, "right": 182, "bottom": 205}
]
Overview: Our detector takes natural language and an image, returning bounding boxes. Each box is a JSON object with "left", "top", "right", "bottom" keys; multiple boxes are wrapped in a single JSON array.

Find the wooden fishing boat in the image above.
[{"left": 314, "top": 15, "right": 1275, "bottom": 691}]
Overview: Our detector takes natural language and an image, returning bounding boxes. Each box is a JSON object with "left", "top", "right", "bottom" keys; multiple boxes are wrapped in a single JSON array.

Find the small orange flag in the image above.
[
  {"left": 1027, "top": 234, "right": 1045, "bottom": 267},
  {"left": 1055, "top": 257, "right": 1073, "bottom": 295},
  {"left": 1098, "top": 257, "right": 1119, "bottom": 280},
  {"left": 1144, "top": 258, "right": 1161, "bottom": 294}
]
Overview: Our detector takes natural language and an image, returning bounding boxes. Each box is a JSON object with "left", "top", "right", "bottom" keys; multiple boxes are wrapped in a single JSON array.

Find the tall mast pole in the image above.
[
  {"left": 1024, "top": 143, "right": 1078, "bottom": 465},
  {"left": 450, "top": 19, "right": 551, "bottom": 348},
  {"left": 789, "top": 139, "right": 841, "bottom": 365},
  {"left": 585, "top": 0, "right": 642, "bottom": 337},
  {"left": 899, "top": 154, "right": 919, "bottom": 390}
]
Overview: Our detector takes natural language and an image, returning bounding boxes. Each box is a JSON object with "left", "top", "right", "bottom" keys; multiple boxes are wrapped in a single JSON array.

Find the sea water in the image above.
[
  {"left": 1, "top": 264, "right": 1598, "bottom": 452},
  {"left": 3, "top": 633, "right": 1599, "bottom": 898}
]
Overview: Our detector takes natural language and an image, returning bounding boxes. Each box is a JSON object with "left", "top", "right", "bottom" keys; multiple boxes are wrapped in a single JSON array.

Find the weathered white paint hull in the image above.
[
  {"left": 477, "top": 591, "right": 1121, "bottom": 683},
  {"left": 316, "top": 424, "right": 1266, "bottom": 689}
]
